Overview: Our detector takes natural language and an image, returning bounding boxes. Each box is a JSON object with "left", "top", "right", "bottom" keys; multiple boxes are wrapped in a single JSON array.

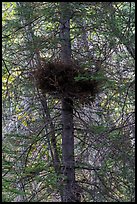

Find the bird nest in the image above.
[{"left": 32, "top": 60, "right": 101, "bottom": 102}]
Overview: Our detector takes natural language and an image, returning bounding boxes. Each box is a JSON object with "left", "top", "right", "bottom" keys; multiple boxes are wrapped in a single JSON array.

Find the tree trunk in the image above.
[{"left": 60, "top": 2, "right": 80, "bottom": 202}]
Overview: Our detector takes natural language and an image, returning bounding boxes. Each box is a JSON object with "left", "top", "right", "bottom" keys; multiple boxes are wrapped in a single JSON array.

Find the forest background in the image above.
[{"left": 2, "top": 2, "right": 135, "bottom": 202}]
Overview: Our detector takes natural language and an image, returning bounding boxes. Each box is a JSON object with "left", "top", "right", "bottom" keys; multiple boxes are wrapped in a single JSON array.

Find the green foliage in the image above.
[
  {"left": 2, "top": 2, "right": 135, "bottom": 202},
  {"left": 74, "top": 71, "right": 106, "bottom": 82}
]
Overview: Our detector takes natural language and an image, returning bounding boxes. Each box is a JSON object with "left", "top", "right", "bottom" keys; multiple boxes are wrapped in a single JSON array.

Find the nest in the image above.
[{"left": 32, "top": 60, "right": 100, "bottom": 103}]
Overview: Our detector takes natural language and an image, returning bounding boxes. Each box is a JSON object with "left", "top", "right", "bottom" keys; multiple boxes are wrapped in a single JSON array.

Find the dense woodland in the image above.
[{"left": 2, "top": 2, "right": 135, "bottom": 202}]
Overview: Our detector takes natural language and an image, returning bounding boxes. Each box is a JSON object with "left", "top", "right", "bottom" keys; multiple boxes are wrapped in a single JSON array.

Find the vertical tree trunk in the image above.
[
  {"left": 61, "top": 98, "right": 75, "bottom": 202},
  {"left": 59, "top": 2, "right": 80, "bottom": 202}
]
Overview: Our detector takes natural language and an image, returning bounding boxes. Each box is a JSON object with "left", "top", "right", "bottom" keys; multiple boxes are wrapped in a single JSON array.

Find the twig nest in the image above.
[{"left": 32, "top": 60, "right": 101, "bottom": 102}]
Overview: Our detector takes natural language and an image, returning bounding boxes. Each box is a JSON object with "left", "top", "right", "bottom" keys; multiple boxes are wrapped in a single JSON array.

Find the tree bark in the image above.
[{"left": 59, "top": 2, "right": 80, "bottom": 202}]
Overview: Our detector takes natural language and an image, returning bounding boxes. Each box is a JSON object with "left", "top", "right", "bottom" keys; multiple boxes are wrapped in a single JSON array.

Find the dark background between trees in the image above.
[{"left": 2, "top": 2, "right": 135, "bottom": 202}]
